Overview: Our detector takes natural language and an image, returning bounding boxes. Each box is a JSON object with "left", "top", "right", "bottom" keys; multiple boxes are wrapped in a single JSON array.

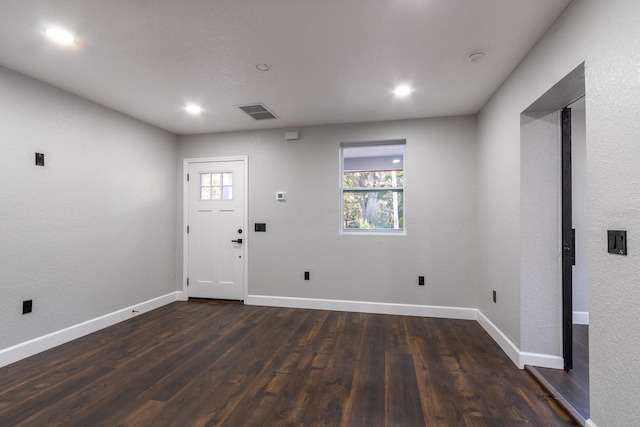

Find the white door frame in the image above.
[{"left": 182, "top": 156, "right": 249, "bottom": 300}]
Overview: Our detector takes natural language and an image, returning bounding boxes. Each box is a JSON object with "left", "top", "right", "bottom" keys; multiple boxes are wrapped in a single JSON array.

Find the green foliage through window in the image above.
[
  {"left": 341, "top": 143, "right": 405, "bottom": 232},
  {"left": 343, "top": 189, "right": 404, "bottom": 229}
]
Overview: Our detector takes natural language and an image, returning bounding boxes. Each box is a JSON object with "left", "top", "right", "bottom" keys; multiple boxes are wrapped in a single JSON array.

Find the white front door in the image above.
[{"left": 187, "top": 159, "right": 246, "bottom": 300}]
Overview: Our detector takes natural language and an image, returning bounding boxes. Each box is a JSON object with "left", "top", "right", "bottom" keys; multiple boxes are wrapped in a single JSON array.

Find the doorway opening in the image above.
[{"left": 519, "top": 63, "right": 588, "bottom": 424}]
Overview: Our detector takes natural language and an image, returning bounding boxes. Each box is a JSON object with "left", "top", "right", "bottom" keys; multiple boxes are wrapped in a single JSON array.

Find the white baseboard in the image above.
[
  {"left": 475, "top": 310, "right": 522, "bottom": 368},
  {"left": 0, "top": 291, "right": 180, "bottom": 368},
  {"left": 1, "top": 292, "right": 566, "bottom": 373},
  {"left": 248, "top": 295, "right": 564, "bottom": 370},
  {"left": 520, "top": 352, "right": 564, "bottom": 369},
  {"left": 573, "top": 311, "right": 589, "bottom": 325},
  {"left": 457, "top": 310, "right": 564, "bottom": 370},
  {"left": 585, "top": 419, "right": 598, "bottom": 427},
  {"left": 245, "top": 294, "right": 477, "bottom": 320}
]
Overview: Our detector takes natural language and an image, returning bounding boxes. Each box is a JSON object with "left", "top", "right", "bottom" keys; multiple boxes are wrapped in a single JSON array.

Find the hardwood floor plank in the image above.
[
  {"left": 16, "top": 302, "right": 251, "bottom": 426},
  {"left": 141, "top": 307, "right": 316, "bottom": 426},
  {"left": 78, "top": 304, "right": 265, "bottom": 426},
  {"left": 342, "top": 314, "right": 387, "bottom": 426},
  {"left": 0, "top": 302, "right": 578, "bottom": 426},
  {"left": 385, "top": 352, "right": 425, "bottom": 427},
  {"left": 0, "top": 365, "right": 114, "bottom": 426},
  {"left": 212, "top": 308, "right": 330, "bottom": 426},
  {"left": 209, "top": 335, "right": 310, "bottom": 421},
  {"left": 107, "top": 399, "right": 166, "bottom": 427},
  {"left": 300, "top": 311, "right": 365, "bottom": 425}
]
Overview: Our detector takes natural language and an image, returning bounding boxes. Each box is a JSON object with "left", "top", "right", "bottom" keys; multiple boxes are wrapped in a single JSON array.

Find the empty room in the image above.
[{"left": 1, "top": 1, "right": 639, "bottom": 426}]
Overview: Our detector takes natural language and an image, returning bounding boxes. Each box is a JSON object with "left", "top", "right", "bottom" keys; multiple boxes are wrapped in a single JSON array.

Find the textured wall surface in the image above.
[
  {"left": 476, "top": 97, "right": 523, "bottom": 348},
  {"left": 520, "top": 111, "right": 562, "bottom": 356},
  {"left": 178, "top": 116, "right": 479, "bottom": 309},
  {"left": 571, "top": 108, "right": 588, "bottom": 313},
  {"left": 477, "top": 1, "right": 640, "bottom": 425},
  {"left": 0, "top": 66, "right": 178, "bottom": 350}
]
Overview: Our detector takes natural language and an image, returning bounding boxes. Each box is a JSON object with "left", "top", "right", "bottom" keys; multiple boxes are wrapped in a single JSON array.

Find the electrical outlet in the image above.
[
  {"left": 418, "top": 276, "right": 425, "bottom": 286},
  {"left": 492, "top": 290, "right": 497, "bottom": 303},
  {"left": 23, "top": 300, "right": 33, "bottom": 314},
  {"left": 304, "top": 271, "right": 310, "bottom": 280}
]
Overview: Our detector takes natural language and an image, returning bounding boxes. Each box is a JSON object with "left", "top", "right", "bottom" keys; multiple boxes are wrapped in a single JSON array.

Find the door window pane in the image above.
[
  {"left": 223, "top": 187, "right": 233, "bottom": 200},
  {"left": 201, "top": 187, "right": 211, "bottom": 200},
  {"left": 199, "top": 171, "right": 234, "bottom": 201}
]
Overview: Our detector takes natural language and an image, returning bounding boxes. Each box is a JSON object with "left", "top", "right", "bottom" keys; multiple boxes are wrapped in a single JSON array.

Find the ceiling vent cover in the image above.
[{"left": 237, "top": 103, "right": 278, "bottom": 120}]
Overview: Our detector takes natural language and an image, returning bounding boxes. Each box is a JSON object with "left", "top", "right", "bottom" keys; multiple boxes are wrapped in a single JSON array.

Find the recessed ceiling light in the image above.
[
  {"left": 44, "top": 27, "right": 76, "bottom": 45},
  {"left": 256, "top": 63, "right": 270, "bottom": 72},
  {"left": 185, "top": 104, "right": 203, "bottom": 115},
  {"left": 394, "top": 85, "right": 412, "bottom": 97}
]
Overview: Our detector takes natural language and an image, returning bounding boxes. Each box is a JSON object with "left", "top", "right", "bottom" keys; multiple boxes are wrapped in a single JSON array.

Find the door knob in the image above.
[{"left": 231, "top": 238, "right": 243, "bottom": 244}]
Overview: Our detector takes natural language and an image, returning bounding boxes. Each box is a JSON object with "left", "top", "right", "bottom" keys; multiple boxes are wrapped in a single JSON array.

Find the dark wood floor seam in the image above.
[{"left": 526, "top": 365, "right": 585, "bottom": 426}]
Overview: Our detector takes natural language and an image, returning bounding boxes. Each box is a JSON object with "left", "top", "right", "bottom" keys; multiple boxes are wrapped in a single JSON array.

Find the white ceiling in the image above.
[{"left": 0, "top": 0, "right": 571, "bottom": 135}]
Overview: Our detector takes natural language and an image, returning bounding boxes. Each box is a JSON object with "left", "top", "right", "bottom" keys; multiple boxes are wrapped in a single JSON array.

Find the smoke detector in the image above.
[{"left": 467, "top": 51, "right": 486, "bottom": 64}]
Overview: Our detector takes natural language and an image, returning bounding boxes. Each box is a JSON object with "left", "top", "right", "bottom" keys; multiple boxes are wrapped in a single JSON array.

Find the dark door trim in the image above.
[{"left": 561, "top": 107, "right": 573, "bottom": 370}]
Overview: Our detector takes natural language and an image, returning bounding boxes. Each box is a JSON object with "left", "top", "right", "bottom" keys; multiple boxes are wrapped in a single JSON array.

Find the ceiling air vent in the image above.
[{"left": 237, "top": 103, "right": 278, "bottom": 121}]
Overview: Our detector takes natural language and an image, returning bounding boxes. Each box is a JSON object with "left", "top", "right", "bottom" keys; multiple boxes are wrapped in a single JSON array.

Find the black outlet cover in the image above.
[
  {"left": 255, "top": 223, "right": 266, "bottom": 232},
  {"left": 492, "top": 290, "right": 497, "bottom": 303},
  {"left": 23, "top": 300, "right": 33, "bottom": 314},
  {"left": 35, "top": 153, "right": 45, "bottom": 166},
  {"left": 418, "top": 276, "right": 425, "bottom": 286},
  {"left": 608, "top": 230, "right": 627, "bottom": 255},
  {"left": 304, "top": 271, "right": 310, "bottom": 280}
]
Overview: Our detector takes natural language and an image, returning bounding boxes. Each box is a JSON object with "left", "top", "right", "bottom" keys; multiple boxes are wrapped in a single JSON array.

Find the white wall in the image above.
[
  {"left": 520, "top": 111, "right": 562, "bottom": 356},
  {"left": 178, "top": 116, "right": 479, "bottom": 309},
  {"left": 0, "top": 66, "right": 178, "bottom": 351},
  {"left": 572, "top": 107, "right": 588, "bottom": 316},
  {"left": 477, "top": 1, "right": 640, "bottom": 425}
]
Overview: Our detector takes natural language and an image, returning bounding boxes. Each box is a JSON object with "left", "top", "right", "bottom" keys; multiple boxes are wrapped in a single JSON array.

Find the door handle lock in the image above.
[{"left": 231, "top": 238, "right": 243, "bottom": 244}]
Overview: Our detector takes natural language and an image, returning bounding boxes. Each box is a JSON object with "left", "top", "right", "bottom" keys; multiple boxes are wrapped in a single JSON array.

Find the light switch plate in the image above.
[
  {"left": 608, "top": 230, "right": 627, "bottom": 255},
  {"left": 276, "top": 191, "right": 286, "bottom": 201}
]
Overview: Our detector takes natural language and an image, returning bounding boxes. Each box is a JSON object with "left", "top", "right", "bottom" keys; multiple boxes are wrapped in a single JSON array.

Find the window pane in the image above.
[
  {"left": 200, "top": 173, "right": 211, "bottom": 186},
  {"left": 211, "top": 187, "right": 221, "bottom": 200},
  {"left": 343, "top": 190, "right": 403, "bottom": 230},
  {"left": 222, "top": 172, "right": 233, "bottom": 186},
  {"left": 390, "top": 170, "right": 403, "bottom": 187},
  {"left": 211, "top": 173, "right": 221, "bottom": 186},
  {"left": 201, "top": 187, "right": 211, "bottom": 200},
  {"left": 344, "top": 171, "right": 403, "bottom": 188},
  {"left": 223, "top": 186, "right": 233, "bottom": 200}
]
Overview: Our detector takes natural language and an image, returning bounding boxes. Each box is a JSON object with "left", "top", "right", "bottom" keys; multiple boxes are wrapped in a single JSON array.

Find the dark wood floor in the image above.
[
  {"left": 0, "top": 301, "right": 576, "bottom": 426},
  {"left": 527, "top": 325, "right": 589, "bottom": 425}
]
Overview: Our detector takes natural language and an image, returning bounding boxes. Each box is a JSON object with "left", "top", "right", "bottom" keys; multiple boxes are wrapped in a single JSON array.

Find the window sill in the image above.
[{"left": 340, "top": 230, "right": 406, "bottom": 236}]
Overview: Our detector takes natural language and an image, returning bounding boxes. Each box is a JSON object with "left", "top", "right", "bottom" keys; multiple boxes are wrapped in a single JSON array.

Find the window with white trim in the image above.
[{"left": 340, "top": 140, "right": 405, "bottom": 233}]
